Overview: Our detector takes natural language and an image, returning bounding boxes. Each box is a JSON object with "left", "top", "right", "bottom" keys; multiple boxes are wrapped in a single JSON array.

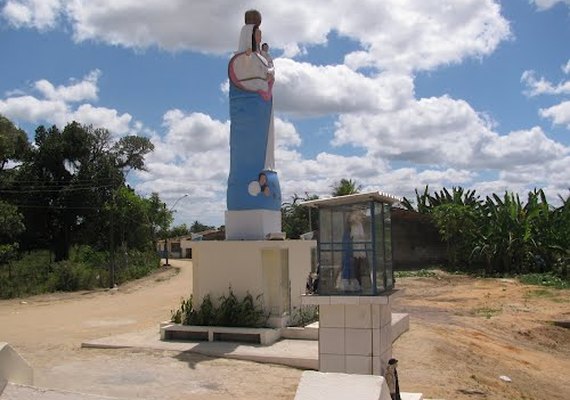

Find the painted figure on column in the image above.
[{"left": 226, "top": 10, "right": 282, "bottom": 239}]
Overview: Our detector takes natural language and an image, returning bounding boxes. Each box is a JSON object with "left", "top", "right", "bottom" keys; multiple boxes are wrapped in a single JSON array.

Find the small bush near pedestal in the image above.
[{"left": 170, "top": 287, "right": 268, "bottom": 328}]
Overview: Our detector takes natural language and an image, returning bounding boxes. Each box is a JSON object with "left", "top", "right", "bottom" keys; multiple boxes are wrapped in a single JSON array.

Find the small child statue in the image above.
[{"left": 385, "top": 358, "right": 401, "bottom": 400}]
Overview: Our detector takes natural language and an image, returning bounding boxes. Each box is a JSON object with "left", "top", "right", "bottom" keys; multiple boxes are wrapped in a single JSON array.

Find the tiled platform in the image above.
[{"left": 84, "top": 313, "right": 409, "bottom": 371}]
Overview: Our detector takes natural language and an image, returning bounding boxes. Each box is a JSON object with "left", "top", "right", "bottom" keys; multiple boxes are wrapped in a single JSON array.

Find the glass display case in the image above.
[{"left": 302, "top": 192, "right": 398, "bottom": 296}]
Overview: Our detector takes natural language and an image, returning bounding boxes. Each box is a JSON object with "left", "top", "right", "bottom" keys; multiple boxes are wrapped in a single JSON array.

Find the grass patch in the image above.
[
  {"left": 518, "top": 273, "right": 569, "bottom": 289},
  {"left": 472, "top": 307, "right": 502, "bottom": 319},
  {"left": 524, "top": 288, "right": 569, "bottom": 303},
  {"left": 395, "top": 269, "right": 437, "bottom": 278},
  {"left": 524, "top": 288, "right": 555, "bottom": 298}
]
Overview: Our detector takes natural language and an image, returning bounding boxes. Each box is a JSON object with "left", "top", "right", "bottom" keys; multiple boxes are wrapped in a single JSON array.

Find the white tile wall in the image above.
[
  {"left": 381, "top": 305, "right": 392, "bottom": 328},
  {"left": 346, "top": 355, "right": 372, "bottom": 374},
  {"left": 318, "top": 299, "right": 394, "bottom": 376},
  {"left": 345, "top": 328, "right": 372, "bottom": 356},
  {"left": 319, "top": 304, "right": 345, "bottom": 328},
  {"left": 320, "top": 327, "right": 345, "bottom": 354},
  {"left": 372, "top": 328, "right": 380, "bottom": 354},
  {"left": 330, "top": 296, "right": 360, "bottom": 305},
  {"left": 320, "top": 354, "right": 346, "bottom": 373},
  {"left": 345, "top": 305, "right": 372, "bottom": 329},
  {"left": 380, "top": 325, "right": 392, "bottom": 355},
  {"left": 379, "top": 349, "right": 393, "bottom": 376},
  {"left": 372, "top": 356, "right": 382, "bottom": 375},
  {"left": 372, "top": 304, "right": 391, "bottom": 328}
]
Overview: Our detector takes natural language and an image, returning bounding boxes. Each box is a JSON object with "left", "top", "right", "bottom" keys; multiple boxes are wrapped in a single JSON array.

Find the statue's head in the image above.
[{"left": 245, "top": 9, "right": 261, "bottom": 25}]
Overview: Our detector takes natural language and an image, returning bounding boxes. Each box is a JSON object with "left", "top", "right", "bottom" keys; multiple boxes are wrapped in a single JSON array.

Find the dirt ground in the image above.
[
  {"left": 0, "top": 260, "right": 568, "bottom": 400},
  {"left": 393, "top": 271, "right": 570, "bottom": 400}
]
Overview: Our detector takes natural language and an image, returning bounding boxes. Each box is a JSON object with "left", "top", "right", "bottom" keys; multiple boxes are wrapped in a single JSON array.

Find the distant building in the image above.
[{"left": 157, "top": 229, "right": 225, "bottom": 259}]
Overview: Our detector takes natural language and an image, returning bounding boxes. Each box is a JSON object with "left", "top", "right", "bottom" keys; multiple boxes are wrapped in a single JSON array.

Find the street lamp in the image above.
[{"left": 163, "top": 193, "right": 189, "bottom": 266}]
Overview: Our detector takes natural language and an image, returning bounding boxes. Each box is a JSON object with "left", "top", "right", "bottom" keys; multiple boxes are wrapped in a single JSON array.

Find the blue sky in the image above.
[{"left": 1, "top": 0, "right": 569, "bottom": 226}]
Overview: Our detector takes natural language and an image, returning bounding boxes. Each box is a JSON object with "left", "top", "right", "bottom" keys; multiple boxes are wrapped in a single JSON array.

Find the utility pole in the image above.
[
  {"left": 163, "top": 193, "right": 189, "bottom": 266},
  {"left": 109, "top": 189, "right": 116, "bottom": 288}
]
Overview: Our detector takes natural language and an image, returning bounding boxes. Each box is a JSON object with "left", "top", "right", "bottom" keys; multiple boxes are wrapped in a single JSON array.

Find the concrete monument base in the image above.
[
  {"left": 191, "top": 240, "right": 316, "bottom": 328},
  {"left": 225, "top": 210, "right": 282, "bottom": 240}
]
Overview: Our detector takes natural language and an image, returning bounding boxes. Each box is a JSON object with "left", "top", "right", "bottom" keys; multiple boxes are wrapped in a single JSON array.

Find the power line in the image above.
[
  {"left": 7, "top": 204, "right": 103, "bottom": 210},
  {"left": 0, "top": 185, "right": 113, "bottom": 193}
]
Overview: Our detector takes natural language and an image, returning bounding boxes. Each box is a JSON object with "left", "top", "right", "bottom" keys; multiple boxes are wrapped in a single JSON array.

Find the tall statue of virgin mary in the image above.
[{"left": 225, "top": 18, "right": 282, "bottom": 240}]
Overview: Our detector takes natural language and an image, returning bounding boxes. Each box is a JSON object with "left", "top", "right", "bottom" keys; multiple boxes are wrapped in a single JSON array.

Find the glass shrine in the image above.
[{"left": 302, "top": 192, "right": 400, "bottom": 296}]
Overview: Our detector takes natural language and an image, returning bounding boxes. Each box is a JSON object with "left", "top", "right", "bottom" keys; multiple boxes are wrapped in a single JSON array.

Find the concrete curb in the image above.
[{"left": 0, "top": 342, "right": 33, "bottom": 393}]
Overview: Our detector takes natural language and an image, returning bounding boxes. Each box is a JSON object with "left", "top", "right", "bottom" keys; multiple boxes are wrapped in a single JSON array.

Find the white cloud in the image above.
[
  {"left": 2, "top": 1, "right": 510, "bottom": 73},
  {"left": 337, "top": 0, "right": 511, "bottom": 72},
  {"left": 69, "top": 104, "right": 133, "bottom": 135},
  {"left": 2, "top": 0, "right": 62, "bottom": 30},
  {"left": 531, "top": 0, "right": 570, "bottom": 11},
  {"left": 34, "top": 69, "right": 100, "bottom": 102},
  {"left": 563, "top": 59, "right": 570, "bottom": 75},
  {"left": 0, "top": 71, "right": 140, "bottom": 137},
  {"left": 333, "top": 95, "right": 568, "bottom": 169},
  {"left": 333, "top": 95, "right": 494, "bottom": 166},
  {"left": 521, "top": 70, "right": 570, "bottom": 97},
  {"left": 161, "top": 110, "right": 229, "bottom": 155},
  {"left": 275, "top": 119, "right": 302, "bottom": 148},
  {"left": 0, "top": 95, "right": 67, "bottom": 123},
  {"left": 479, "top": 127, "right": 568, "bottom": 167},
  {"left": 522, "top": 63, "right": 570, "bottom": 130},
  {"left": 540, "top": 100, "right": 570, "bottom": 129},
  {"left": 275, "top": 59, "right": 413, "bottom": 116}
]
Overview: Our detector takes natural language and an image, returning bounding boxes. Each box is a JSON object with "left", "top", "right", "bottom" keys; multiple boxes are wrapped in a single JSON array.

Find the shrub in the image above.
[
  {"left": 170, "top": 288, "right": 268, "bottom": 328},
  {"left": 47, "top": 260, "right": 99, "bottom": 292},
  {"left": 288, "top": 305, "right": 318, "bottom": 327},
  {"left": 518, "top": 272, "right": 569, "bottom": 289},
  {"left": 0, "top": 246, "right": 160, "bottom": 298}
]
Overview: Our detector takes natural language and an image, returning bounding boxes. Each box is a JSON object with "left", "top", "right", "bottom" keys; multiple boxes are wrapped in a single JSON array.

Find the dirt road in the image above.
[
  {"left": 1, "top": 261, "right": 569, "bottom": 399},
  {"left": 0, "top": 260, "right": 302, "bottom": 399}
]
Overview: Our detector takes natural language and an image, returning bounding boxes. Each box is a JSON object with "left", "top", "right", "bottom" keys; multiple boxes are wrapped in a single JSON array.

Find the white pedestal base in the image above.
[
  {"left": 302, "top": 294, "right": 402, "bottom": 376},
  {"left": 225, "top": 210, "right": 282, "bottom": 240},
  {"left": 294, "top": 371, "right": 392, "bottom": 400},
  {"left": 191, "top": 240, "right": 316, "bottom": 328}
]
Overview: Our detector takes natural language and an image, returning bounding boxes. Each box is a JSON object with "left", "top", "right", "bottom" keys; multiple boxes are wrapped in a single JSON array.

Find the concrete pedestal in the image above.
[
  {"left": 225, "top": 210, "right": 282, "bottom": 240},
  {"left": 191, "top": 240, "right": 316, "bottom": 328},
  {"left": 302, "top": 293, "right": 401, "bottom": 376},
  {"left": 294, "top": 371, "right": 392, "bottom": 400}
]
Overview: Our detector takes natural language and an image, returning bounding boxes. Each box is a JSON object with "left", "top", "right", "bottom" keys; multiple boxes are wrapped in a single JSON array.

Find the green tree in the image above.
[
  {"left": 145, "top": 192, "right": 173, "bottom": 246},
  {"left": 190, "top": 221, "right": 214, "bottom": 233},
  {"left": 281, "top": 193, "right": 319, "bottom": 239},
  {"left": 0, "top": 200, "right": 25, "bottom": 279},
  {"left": 170, "top": 223, "right": 190, "bottom": 238},
  {"left": 0, "top": 115, "right": 30, "bottom": 171},
  {"left": 331, "top": 178, "right": 362, "bottom": 197},
  {"left": 431, "top": 203, "right": 479, "bottom": 269},
  {"left": 8, "top": 122, "right": 154, "bottom": 261},
  {"left": 402, "top": 185, "right": 480, "bottom": 213},
  {"left": 551, "top": 191, "right": 570, "bottom": 279}
]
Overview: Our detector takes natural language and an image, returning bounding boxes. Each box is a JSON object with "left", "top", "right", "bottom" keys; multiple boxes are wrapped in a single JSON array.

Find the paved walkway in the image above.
[{"left": 82, "top": 328, "right": 319, "bottom": 370}]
